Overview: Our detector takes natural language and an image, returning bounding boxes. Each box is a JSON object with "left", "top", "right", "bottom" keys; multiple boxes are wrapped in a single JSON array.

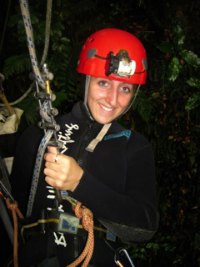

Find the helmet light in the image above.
[{"left": 106, "top": 50, "right": 136, "bottom": 77}]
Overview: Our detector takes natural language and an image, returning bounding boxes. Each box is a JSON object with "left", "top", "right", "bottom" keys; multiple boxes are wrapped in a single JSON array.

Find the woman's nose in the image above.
[{"left": 106, "top": 87, "right": 118, "bottom": 106}]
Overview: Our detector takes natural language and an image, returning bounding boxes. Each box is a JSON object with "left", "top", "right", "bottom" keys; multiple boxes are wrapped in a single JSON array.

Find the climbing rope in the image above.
[
  {"left": 40, "top": 0, "right": 53, "bottom": 67},
  {"left": 18, "top": 0, "right": 60, "bottom": 217},
  {"left": 19, "top": 0, "right": 53, "bottom": 88},
  {"left": 19, "top": 0, "right": 46, "bottom": 89},
  {"left": 68, "top": 202, "right": 94, "bottom": 267},
  {"left": 0, "top": 0, "right": 52, "bottom": 108},
  {"left": 6, "top": 198, "right": 24, "bottom": 267}
]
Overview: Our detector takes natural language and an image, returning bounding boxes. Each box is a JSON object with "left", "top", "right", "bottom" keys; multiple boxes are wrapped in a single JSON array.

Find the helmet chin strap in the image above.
[
  {"left": 84, "top": 75, "right": 93, "bottom": 120},
  {"left": 121, "top": 84, "right": 140, "bottom": 116},
  {"left": 84, "top": 75, "right": 112, "bottom": 152}
]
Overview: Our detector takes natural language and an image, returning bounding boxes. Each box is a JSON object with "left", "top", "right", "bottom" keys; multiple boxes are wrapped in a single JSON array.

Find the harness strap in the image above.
[{"left": 21, "top": 202, "right": 96, "bottom": 267}]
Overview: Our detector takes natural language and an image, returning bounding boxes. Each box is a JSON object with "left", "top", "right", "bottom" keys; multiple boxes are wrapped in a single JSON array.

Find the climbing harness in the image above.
[{"left": 22, "top": 196, "right": 95, "bottom": 267}]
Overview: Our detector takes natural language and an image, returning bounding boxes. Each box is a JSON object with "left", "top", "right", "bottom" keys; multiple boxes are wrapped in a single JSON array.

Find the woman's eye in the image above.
[
  {"left": 120, "top": 86, "right": 131, "bottom": 94},
  {"left": 98, "top": 80, "right": 108, "bottom": 87}
]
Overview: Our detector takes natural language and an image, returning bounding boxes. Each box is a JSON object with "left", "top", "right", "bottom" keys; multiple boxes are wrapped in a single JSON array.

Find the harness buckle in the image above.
[{"left": 57, "top": 212, "right": 80, "bottom": 234}]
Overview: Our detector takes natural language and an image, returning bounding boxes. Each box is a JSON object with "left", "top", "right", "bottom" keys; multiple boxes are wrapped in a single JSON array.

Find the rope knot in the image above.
[
  {"left": 74, "top": 202, "right": 94, "bottom": 231},
  {"left": 82, "top": 208, "right": 94, "bottom": 231},
  {"left": 68, "top": 201, "right": 94, "bottom": 267},
  {"left": 6, "top": 199, "right": 18, "bottom": 211}
]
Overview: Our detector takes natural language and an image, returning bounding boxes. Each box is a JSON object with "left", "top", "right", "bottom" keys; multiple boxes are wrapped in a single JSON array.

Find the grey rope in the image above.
[
  {"left": 19, "top": 0, "right": 45, "bottom": 89},
  {"left": 26, "top": 130, "right": 53, "bottom": 217},
  {"left": 0, "top": 0, "right": 53, "bottom": 108},
  {"left": 40, "top": 0, "right": 53, "bottom": 67}
]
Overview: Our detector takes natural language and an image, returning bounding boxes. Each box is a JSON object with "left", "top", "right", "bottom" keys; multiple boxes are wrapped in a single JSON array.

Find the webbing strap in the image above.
[{"left": 26, "top": 130, "right": 53, "bottom": 217}]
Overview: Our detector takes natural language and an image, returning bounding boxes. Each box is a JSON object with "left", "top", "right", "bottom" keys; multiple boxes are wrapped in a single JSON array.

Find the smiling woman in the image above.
[
  {"left": 87, "top": 77, "right": 136, "bottom": 124},
  {"left": 10, "top": 28, "right": 158, "bottom": 267}
]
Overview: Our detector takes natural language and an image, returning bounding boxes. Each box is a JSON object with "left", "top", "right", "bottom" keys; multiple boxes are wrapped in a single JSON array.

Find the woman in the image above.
[{"left": 10, "top": 28, "right": 158, "bottom": 267}]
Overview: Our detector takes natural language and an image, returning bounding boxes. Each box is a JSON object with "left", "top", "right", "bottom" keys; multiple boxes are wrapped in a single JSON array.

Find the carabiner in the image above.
[{"left": 114, "top": 247, "right": 135, "bottom": 267}]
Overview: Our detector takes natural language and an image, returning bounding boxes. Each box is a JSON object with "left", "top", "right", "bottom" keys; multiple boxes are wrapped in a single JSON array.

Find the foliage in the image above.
[
  {"left": 129, "top": 9, "right": 200, "bottom": 267},
  {"left": 0, "top": 0, "right": 199, "bottom": 266}
]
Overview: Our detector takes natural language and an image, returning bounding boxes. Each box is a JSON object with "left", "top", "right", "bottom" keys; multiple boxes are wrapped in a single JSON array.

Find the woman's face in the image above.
[{"left": 87, "top": 77, "right": 136, "bottom": 124}]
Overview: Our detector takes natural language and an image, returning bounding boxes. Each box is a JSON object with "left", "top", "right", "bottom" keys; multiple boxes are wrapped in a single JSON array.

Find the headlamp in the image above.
[{"left": 106, "top": 50, "right": 136, "bottom": 77}]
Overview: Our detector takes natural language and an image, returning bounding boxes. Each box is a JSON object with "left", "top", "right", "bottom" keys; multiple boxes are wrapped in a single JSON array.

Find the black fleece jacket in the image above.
[{"left": 10, "top": 102, "right": 158, "bottom": 266}]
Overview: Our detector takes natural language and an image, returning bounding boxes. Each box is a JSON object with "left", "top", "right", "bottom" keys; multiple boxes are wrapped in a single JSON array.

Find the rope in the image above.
[
  {"left": 67, "top": 202, "right": 94, "bottom": 267},
  {"left": 0, "top": 85, "right": 33, "bottom": 106},
  {"left": 19, "top": 0, "right": 45, "bottom": 89},
  {"left": 6, "top": 198, "right": 24, "bottom": 267},
  {"left": 40, "top": 0, "right": 53, "bottom": 67},
  {"left": 0, "top": 0, "right": 11, "bottom": 54},
  {"left": 19, "top": 0, "right": 61, "bottom": 217},
  {"left": 26, "top": 129, "right": 54, "bottom": 217},
  {"left": 0, "top": 0, "right": 53, "bottom": 107}
]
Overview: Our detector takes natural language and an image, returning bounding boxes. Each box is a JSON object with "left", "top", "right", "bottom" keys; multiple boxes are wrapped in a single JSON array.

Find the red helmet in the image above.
[{"left": 77, "top": 28, "right": 147, "bottom": 84}]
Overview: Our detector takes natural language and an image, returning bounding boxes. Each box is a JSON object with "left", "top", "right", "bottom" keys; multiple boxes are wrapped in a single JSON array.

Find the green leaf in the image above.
[
  {"left": 134, "top": 94, "right": 155, "bottom": 123},
  {"left": 186, "top": 78, "right": 200, "bottom": 88},
  {"left": 180, "top": 49, "right": 200, "bottom": 67},
  {"left": 3, "top": 54, "right": 32, "bottom": 78},
  {"left": 53, "top": 90, "right": 68, "bottom": 107},
  {"left": 173, "top": 25, "right": 185, "bottom": 46},
  {"left": 185, "top": 92, "right": 200, "bottom": 111},
  {"left": 157, "top": 42, "right": 174, "bottom": 53},
  {"left": 18, "top": 94, "right": 39, "bottom": 124},
  {"left": 168, "top": 57, "right": 182, "bottom": 82}
]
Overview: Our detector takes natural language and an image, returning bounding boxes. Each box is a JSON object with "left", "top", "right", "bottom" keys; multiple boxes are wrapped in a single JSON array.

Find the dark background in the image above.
[{"left": 0, "top": 0, "right": 199, "bottom": 266}]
